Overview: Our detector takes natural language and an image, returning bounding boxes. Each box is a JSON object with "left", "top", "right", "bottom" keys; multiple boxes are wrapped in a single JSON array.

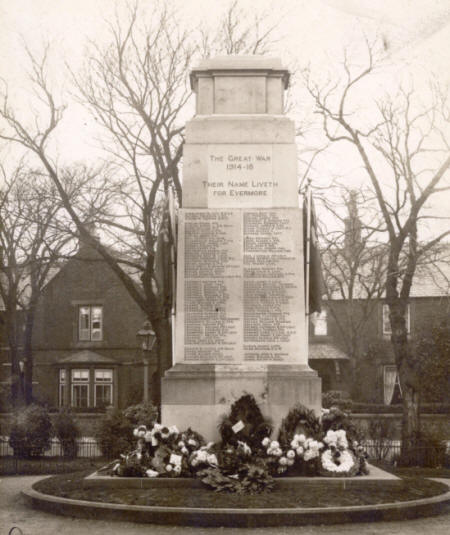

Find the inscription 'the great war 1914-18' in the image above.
[{"left": 206, "top": 146, "right": 276, "bottom": 205}]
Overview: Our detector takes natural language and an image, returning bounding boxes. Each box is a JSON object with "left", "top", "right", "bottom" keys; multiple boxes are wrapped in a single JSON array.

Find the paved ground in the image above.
[{"left": 1, "top": 475, "right": 450, "bottom": 535}]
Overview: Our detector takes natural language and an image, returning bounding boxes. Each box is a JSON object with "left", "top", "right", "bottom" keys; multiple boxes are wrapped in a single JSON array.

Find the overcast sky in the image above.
[{"left": 0, "top": 0, "right": 449, "bottom": 237}]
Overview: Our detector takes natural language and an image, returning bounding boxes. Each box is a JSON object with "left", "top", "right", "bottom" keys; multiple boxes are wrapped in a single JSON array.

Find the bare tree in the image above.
[
  {"left": 0, "top": 165, "right": 76, "bottom": 405},
  {"left": 0, "top": 2, "right": 278, "bottom": 411},
  {"left": 318, "top": 188, "right": 387, "bottom": 392},
  {"left": 306, "top": 41, "right": 450, "bottom": 461},
  {"left": 199, "top": 0, "right": 279, "bottom": 57}
]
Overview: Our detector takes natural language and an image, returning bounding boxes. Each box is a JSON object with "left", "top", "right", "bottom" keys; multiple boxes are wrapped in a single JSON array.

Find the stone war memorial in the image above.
[
  {"left": 23, "top": 56, "right": 450, "bottom": 528},
  {"left": 161, "top": 56, "right": 321, "bottom": 439}
]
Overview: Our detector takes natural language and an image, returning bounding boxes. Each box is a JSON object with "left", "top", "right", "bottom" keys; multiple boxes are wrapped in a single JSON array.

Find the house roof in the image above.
[
  {"left": 309, "top": 343, "right": 349, "bottom": 360},
  {"left": 0, "top": 265, "right": 62, "bottom": 310},
  {"left": 322, "top": 243, "right": 450, "bottom": 300},
  {"left": 57, "top": 350, "right": 118, "bottom": 365},
  {"left": 408, "top": 260, "right": 450, "bottom": 297}
]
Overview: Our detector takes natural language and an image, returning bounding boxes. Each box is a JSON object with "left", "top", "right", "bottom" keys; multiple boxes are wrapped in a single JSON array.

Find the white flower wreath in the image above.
[{"left": 320, "top": 449, "right": 356, "bottom": 476}]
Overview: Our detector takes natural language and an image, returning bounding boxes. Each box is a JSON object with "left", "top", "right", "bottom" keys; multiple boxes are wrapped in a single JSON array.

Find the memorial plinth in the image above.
[{"left": 162, "top": 56, "right": 321, "bottom": 439}]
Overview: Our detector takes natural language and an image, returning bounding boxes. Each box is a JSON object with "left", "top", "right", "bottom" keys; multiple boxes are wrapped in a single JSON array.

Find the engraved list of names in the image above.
[{"left": 176, "top": 208, "right": 305, "bottom": 365}]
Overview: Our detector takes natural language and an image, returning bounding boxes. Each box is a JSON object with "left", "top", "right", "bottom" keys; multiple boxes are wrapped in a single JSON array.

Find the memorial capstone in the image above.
[{"left": 161, "top": 56, "right": 321, "bottom": 439}]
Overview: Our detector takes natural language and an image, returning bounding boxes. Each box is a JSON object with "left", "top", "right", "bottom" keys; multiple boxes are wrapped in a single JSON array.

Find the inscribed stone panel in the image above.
[{"left": 175, "top": 208, "right": 307, "bottom": 366}]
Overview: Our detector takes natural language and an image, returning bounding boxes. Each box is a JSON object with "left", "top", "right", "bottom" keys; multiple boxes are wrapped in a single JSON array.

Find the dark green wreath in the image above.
[
  {"left": 321, "top": 407, "right": 363, "bottom": 446},
  {"left": 218, "top": 394, "right": 272, "bottom": 451},
  {"left": 277, "top": 403, "right": 322, "bottom": 449}
]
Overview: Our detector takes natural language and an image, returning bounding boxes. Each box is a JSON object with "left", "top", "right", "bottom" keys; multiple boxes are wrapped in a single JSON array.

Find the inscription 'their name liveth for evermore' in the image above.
[{"left": 181, "top": 210, "right": 303, "bottom": 364}]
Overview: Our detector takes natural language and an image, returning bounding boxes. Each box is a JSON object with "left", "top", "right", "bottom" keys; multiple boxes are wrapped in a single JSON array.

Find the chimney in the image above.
[
  {"left": 77, "top": 221, "right": 101, "bottom": 257},
  {"left": 344, "top": 191, "right": 362, "bottom": 251}
]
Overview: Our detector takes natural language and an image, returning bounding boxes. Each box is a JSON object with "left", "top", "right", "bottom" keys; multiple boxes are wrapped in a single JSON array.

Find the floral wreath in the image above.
[{"left": 319, "top": 449, "right": 358, "bottom": 477}]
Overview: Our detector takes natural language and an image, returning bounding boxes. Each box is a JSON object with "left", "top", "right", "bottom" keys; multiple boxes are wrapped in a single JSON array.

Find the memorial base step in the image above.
[{"left": 161, "top": 363, "right": 321, "bottom": 441}]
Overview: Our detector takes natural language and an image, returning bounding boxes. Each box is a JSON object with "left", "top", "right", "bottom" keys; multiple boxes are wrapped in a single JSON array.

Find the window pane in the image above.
[
  {"left": 95, "top": 369, "right": 112, "bottom": 382},
  {"left": 382, "top": 305, "right": 391, "bottom": 334},
  {"left": 72, "top": 384, "right": 88, "bottom": 408},
  {"left": 313, "top": 310, "right": 327, "bottom": 336},
  {"left": 59, "top": 385, "right": 66, "bottom": 407},
  {"left": 79, "top": 307, "right": 91, "bottom": 340},
  {"left": 91, "top": 329, "right": 102, "bottom": 341},
  {"left": 405, "top": 306, "right": 411, "bottom": 333},
  {"left": 78, "top": 305, "right": 103, "bottom": 341},
  {"left": 384, "top": 365, "right": 396, "bottom": 404},
  {"left": 95, "top": 384, "right": 112, "bottom": 407},
  {"left": 91, "top": 306, "right": 103, "bottom": 340},
  {"left": 383, "top": 304, "right": 410, "bottom": 334},
  {"left": 79, "top": 307, "right": 90, "bottom": 326},
  {"left": 59, "top": 369, "right": 66, "bottom": 383},
  {"left": 72, "top": 369, "right": 89, "bottom": 381},
  {"left": 91, "top": 307, "right": 102, "bottom": 324}
]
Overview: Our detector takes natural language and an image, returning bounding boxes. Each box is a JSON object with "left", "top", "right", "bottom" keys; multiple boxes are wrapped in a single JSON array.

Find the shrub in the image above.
[
  {"left": 9, "top": 404, "right": 52, "bottom": 458},
  {"left": 95, "top": 402, "right": 158, "bottom": 459},
  {"left": 53, "top": 408, "right": 80, "bottom": 458},
  {"left": 322, "top": 391, "right": 353, "bottom": 411},
  {"left": 415, "top": 320, "right": 450, "bottom": 403},
  {"left": 95, "top": 409, "right": 135, "bottom": 458},
  {"left": 366, "top": 417, "right": 397, "bottom": 461},
  {"left": 122, "top": 402, "right": 158, "bottom": 427}
]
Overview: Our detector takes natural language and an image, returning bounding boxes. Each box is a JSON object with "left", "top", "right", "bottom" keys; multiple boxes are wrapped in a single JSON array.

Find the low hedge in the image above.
[
  {"left": 351, "top": 403, "right": 450, "bottom": 414},
  {"left": 48, "top": 407, "right": 107, "bottom": 414}
]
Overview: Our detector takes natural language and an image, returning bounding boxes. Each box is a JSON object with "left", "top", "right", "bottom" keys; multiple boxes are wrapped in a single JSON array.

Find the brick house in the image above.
[
  {"left": 2, "top": 229, "right": 448, "bottom": 413},
  {"left": 308, "top": 249, "right": 450, "bottom": 404},
  {"left": 25, "top": 238, "right": 152, "bottom": 411}
]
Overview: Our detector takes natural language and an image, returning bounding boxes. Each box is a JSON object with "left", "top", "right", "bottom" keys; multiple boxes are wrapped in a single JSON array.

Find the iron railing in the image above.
[
  {"left": 362, "top": 439, "right": 448, "bottom": 466},
  {"left": 0, "top": 436, "right": 102, "bottom": 458},
  {"left": 1, "top": 436, "right": 447, "bottom": 469}
]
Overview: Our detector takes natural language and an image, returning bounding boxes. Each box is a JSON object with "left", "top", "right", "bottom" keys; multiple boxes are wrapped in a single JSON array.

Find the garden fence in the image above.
[
  {"left": 0, "top": 436, "right": 110, "bottom": 475},
  {"left": 362, "top": 439, "right": 448, "bottom": 466},
  {"left": 0, "top": 436, "right": 102, "bottom": 458},
  {"left": 1, "top": 436, "right": 446, "bottom": 462}
]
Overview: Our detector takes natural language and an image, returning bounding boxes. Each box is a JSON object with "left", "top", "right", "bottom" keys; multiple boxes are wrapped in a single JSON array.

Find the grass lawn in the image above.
[
  {"left": 371, "top": 460, "right": 450, "bottom": 479},
  {"left": 33, "top": 471, "right": 449, "bottom": 509}
]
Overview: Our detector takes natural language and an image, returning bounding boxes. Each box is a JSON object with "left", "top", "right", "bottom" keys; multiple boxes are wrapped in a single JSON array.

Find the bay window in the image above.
[{"left": 60, "top": 367, "right": 115, "bottom": 408}]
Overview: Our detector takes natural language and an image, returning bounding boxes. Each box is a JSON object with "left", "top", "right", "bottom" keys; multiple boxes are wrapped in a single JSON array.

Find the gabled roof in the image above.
[
  {"left": 0, "top": 265, "right": 63, "bottom": 311},
  {"left": 57, "top": 350, "right": 118, "bottom": 365},
  {"left": 43, "top": 243, "right": 144, "bottom": 292},
  {"left": 309, "top": 343, "right": 349, "bottom": 360}
]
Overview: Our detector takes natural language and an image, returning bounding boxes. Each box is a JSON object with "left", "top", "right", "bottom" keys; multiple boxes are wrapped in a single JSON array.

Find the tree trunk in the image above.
[
  {"left": 151, "top": 315, "right": 172, "bottom": 418},
  {"left": 389, "top": 300, "right": 421, "bottom": 465},
  {"left": 9, "top": 345, "right": 22, "bottom": 408},
  {"left": 5, "top": 307, "right": 23, "bottom": 408},
  {"left": 400, "top": 382, "right": 420, "bottom": 465},
  {"left": 22, "top": 306, "right": 35, "bottom": 405}
]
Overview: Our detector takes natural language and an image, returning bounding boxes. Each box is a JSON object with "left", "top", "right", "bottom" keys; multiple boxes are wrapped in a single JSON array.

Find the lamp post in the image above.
[
  {"left": 136, "top": 320, "right": 156, "bottom": 403},
  {"left": 18, "top": 359, "right": 25, "bottom": 405}
]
